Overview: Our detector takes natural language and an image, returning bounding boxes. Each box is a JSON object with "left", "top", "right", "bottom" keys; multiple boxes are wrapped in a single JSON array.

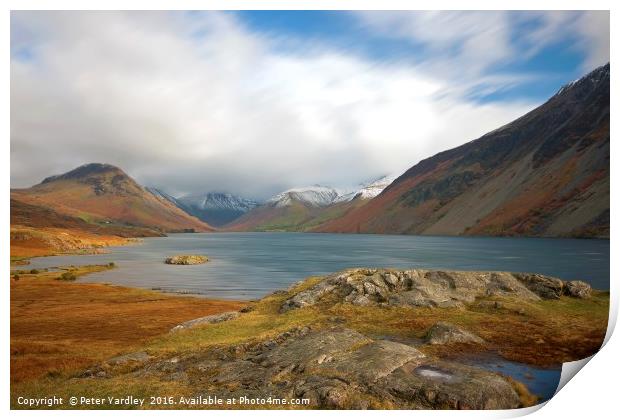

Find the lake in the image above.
[{"left": 21, "top": 232, "right": 610, "bottom": 300}]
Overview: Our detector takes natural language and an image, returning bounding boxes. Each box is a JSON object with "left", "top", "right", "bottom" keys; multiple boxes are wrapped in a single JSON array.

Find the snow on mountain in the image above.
[
  {"left": 266, "top": 177, "right": 396, "bottom": 208},
  {"left": 334, "top": 175, "right": 396, "bottom": 203},
  {"left": 267, "top": 186, "right": 339, "bottom": 208},
  {"left": 179, "top": 192, "right": 260, "bottom": 212},
  {"left": 555, "top": 63, "right": 609, "bottom": 96}
]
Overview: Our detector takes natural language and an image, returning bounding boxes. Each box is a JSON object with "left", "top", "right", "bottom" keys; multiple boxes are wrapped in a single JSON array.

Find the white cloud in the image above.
[
  {"left": 11, "top": 11, "right": 540, "bottom": 199},
  {"left": 574, "top": 11, "right": 610, "bottom": 71},
  {"left": 354, "top": 11, "right": 610, "bottom": 82},
  {"left": 355, "top": 11, "right": 513, "bottom": 78}
]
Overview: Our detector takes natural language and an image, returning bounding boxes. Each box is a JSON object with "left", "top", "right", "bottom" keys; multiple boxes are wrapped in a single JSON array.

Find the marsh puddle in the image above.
[{"left": 452, "top": 353, "right": 562, "bottom": 402}]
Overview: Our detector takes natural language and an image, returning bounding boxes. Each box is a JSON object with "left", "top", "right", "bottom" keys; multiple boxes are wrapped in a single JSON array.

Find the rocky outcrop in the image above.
[
  {"left": 165, "top": 255, "right": 209, "bottom": 265},
  {"left": 131, "top": 327, "right": 522, "bottom": 409},
  {"left": 170, "top": 311, "right": 239, "bottom": 332},
  {"left": 281, "top": 269, "right": 592, "bottom": 312},
  {"left": 426, "top": 322, "right": 485, "bottom": 345}
]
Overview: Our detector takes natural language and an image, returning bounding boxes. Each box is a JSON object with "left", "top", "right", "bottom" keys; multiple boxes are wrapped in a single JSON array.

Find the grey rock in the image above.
[
  {"left": 376, "top": 361, "right": 521, "bottom": 409},
  {"left": 512, "top": 273, "right": 564, "bottom": 299},
  {"left": 564, "top": 280, "right": 592, "bottom": 299},
  {"left": 279, "top": 282, "right": 337, "bottom": 312},
  {"left": 426, "top": 322, "right": 485, "bottom": 345},
  {"left": 318, "top": 339, "right": 426, "bottom": 382},
  {"left": 170, "top": 311, "right": 240, "bottom": 332}
]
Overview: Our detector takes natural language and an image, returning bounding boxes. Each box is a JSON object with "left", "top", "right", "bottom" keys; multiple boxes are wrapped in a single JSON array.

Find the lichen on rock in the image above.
[
  {"left": 170, "top": 311, "right": 240, "bottom": 332},
  {"left": 425, "top": 322, "right": 485, "bottom": 345}
]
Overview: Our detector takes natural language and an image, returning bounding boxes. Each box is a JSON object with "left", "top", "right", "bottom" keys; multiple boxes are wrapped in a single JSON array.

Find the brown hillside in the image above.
[{"left": 11, "top": 163, "right": 214, "bottom": 233}]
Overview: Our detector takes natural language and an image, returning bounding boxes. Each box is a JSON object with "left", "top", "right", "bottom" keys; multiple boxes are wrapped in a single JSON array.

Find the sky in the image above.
[{"left": 10, "top": 10, "right": 610, "bottom": 200}]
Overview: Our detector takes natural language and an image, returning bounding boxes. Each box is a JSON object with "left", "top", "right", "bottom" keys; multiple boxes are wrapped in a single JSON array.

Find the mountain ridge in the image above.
[
  {"left": 315, "top": 63, "right": 609, "bottom": 238},
  {"left": 12, "top": 163, "right": 214, "bottom": 233}
]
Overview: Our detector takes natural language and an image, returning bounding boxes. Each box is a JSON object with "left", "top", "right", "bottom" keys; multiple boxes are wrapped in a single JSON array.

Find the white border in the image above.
[{"left": 3, "top": 1, "right": 616, "bottom": 420}]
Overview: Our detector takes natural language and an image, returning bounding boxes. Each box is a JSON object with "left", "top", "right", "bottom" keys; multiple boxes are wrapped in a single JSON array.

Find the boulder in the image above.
[
  {"left": 164, "top": 255, "right": 208, "bottom": 265},
  {"left": 426, "top": 322, "right": 485, "bottom": 345},
  {"left": 564, "top": 280, "right": 592, "bottom": 299},
  {"left": 170, "top": 311, "right": 240, "bottom": 332},
  {"left": 512, "top": 273, "right": 564, "bottom": 299}
]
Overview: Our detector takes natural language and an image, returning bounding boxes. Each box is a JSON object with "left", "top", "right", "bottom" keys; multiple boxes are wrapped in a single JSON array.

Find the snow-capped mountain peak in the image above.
[
  {"left": 267, "top": 185, "right": 339, "bottom": 208},
  {"left": 334, "top": 175, "right": 396, "bottom": 202},
  {"left": 355, "top": 175, "right": 397, "bottom": 199}
]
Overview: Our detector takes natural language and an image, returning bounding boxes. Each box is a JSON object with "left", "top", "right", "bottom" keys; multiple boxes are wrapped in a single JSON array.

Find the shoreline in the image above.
[{"left": 10, "top": 264, "right": 608, "bottom": 409}]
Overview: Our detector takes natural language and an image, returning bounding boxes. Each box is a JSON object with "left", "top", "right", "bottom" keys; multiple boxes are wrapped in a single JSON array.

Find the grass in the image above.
[{"left": 10, "top": 266, "right": 245, "bottom": 386}]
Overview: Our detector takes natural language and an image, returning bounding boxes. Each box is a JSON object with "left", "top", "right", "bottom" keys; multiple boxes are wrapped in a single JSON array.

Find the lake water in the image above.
[{"left": 21, "top": 232, "right": 609, "bottom": 300}]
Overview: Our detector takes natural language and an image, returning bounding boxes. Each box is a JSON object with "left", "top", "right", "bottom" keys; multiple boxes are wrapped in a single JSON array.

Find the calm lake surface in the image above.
[{"left": 22, "top": 232, "right": 610, "bottom": 300}]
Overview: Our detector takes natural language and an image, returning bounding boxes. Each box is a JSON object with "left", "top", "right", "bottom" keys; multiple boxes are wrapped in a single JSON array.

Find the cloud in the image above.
[
  {"left": 354, "top": 11, "right": 513, "bottom": 76},
  {"left": 354, "top": 11, "right": 609, "bottom": 86},
  {"left": 574, "top": 11, "right": 610, "bottom": 70},
  {"left": 11, "top": 11, "right": 562, "bottom": 199}
]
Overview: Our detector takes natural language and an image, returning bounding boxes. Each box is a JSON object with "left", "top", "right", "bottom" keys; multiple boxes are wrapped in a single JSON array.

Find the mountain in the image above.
[
  {"left": 12, "top": 163, "right": 214, "bottom": 233},
  {"left": 267, "top": 186, "right": 340, "bottom": 208},
  {"left": 316, "top": 64, "right": 610, "bottom": 238},
  {"left": 225, "top": 186, "right": 338, "bottom": 232},
  {"left": 176, "top": 192, "right": 260, "bottom": 227},
  {"left": 226, "top": 181, "right": 394, "bottom": 232},
  {"left": 335, "top": 175, "right": 397, "bottom": 202}
]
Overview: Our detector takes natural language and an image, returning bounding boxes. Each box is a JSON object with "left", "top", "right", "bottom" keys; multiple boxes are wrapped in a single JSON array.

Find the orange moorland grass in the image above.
[
  {"left": 10, "top": 225, "right": 135, "bottom": 259},
  {"left": 10, "top": 266, "right": 246, "bottom": 384}
]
